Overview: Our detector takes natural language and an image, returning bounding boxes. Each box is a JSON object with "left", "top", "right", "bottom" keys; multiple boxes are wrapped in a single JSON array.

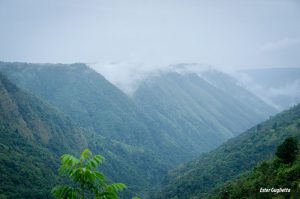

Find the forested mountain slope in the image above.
[
  {"left": 0, "top": 62, "right": 188, "bottom": 164},
  {"left": 0, "top": 74, "right": 85, "bottom": 198},
  {"left": 0, "top": 74, "right": 168, "bottom": 198},
  {"left": 0, "top": 73, "right": 86, "bottom": 154},
  {"left": 156, "top": 103, "right": 300, "bottom": 199},
  {"left": 134, "top": 71, "right": 276, "bottom": 154},
  {"left": 0, "top": 62, "right": 151, "bottom": 146}
]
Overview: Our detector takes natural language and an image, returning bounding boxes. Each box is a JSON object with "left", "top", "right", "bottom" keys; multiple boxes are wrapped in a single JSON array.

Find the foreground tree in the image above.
[
  {"left": 276, "top": 137, "right": 299, "bottom": 164},
  {"left": 52, "top": 149, "right": 126, "bottom": 199}
]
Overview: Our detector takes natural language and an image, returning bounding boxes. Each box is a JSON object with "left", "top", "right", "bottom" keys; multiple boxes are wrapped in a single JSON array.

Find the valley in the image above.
[{"left": 0, "top": 61, "right": 298, "bottom": 198}]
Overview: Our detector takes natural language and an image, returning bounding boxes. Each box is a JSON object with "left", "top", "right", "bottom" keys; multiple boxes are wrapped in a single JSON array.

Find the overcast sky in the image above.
[{"left": 0, "top": 0, "right": 300, "bottom": 69}]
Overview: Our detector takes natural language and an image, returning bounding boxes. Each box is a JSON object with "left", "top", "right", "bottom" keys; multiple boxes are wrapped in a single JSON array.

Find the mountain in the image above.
[
  {"left": 236, "top": 68, "right": 300, "bottom": 110},
  {"left": 0, "top": 62, "right": 152, "bottom": 146},
  {"left": 155, "top": 103, "right": 300, "bottom": 199},
  {"left": 133, "top": 69, "right": 276, "bottom": 155},
  {"left": 0, "top": 74, "right": 169, "bottom": 198}
]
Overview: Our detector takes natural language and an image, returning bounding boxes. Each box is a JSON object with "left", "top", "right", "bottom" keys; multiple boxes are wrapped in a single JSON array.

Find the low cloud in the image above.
[
  {"left": 91, "top": 62, "right": 215, "bottom": 96},
  {"left": 91, "top": 62, "right": 170, "bottom": 96},
  {"left": 234, "top": 72, "right": 300, "bottom": 110},
  {"left": 260, "top": 37, "right": 300, "bottom": 52}
]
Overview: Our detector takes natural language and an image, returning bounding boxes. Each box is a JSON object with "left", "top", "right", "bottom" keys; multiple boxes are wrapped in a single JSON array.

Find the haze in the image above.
[{"left": 0, "top": 0, "right": 300, "bottom": 70}]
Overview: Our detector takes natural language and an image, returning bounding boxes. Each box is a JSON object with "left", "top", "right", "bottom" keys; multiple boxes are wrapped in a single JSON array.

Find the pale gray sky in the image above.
[{"left": 0, "top": 0, "right": 300, "bottom": 69}]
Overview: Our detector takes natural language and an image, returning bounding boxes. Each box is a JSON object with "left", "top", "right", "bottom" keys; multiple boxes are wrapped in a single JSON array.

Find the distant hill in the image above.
[
  {"left": 156, "top": 103, "right": 300, "bottom": 199},
  {"left": 237, "top": 68, "right": 300, "bottom": 110},
  {"left": 133, "top": 70, "right": 276, "bottom": 155}
]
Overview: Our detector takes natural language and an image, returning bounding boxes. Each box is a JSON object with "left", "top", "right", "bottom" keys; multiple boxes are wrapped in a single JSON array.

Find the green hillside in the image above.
[
  {"left": 134, "top": 71, "right": 276, "bottom": 154},
  {"left": 156, "top": 103, "right": 300, "bottom": 199},
  {"left": 0, "top": 124, "right": 58, "bottom": 198},
  {"left": 0, "top": 74, "right": 168, "bottom": 198},
  {"left": 213, "top": 137, "right": 300, "bottom": 199},
  {"left": 0, "top": 73, "right": 86, "bottom": 154},
  {"left": 0, "top": 74, "right": 85, "bottom": 198}
]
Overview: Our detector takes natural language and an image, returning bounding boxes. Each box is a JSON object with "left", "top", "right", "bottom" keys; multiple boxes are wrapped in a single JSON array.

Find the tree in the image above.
[
  {"left": 52, "top": 149, "right": 126, "bottom": 199},
  {"left": 275, "top": 137, "right": 298, "bottom": 164}
]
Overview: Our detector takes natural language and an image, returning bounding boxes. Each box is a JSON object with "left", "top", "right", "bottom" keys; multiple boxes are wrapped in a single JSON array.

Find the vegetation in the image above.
[
  {"left": 0, "top": 73, "right": 85, "bottom": 198},
  {"left": 0, "top": 74, "right": 166, "bottom": 198},
  {"left": 156, "top": 104, "right": 300, "bottom": 199},
  {"left": 0, "top": 124, "right": 58, "bottom": 198},
  {"left": 213, "top": 137, "right": 300, "bottom": 199},
  {"left": 52, "top": 149, "right": 126, "bottom": 199}
]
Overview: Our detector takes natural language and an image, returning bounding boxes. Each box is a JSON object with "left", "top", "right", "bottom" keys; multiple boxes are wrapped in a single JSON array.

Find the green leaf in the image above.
[{"left": 80, "top": 149, "right": 92, "bottom": 161}]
